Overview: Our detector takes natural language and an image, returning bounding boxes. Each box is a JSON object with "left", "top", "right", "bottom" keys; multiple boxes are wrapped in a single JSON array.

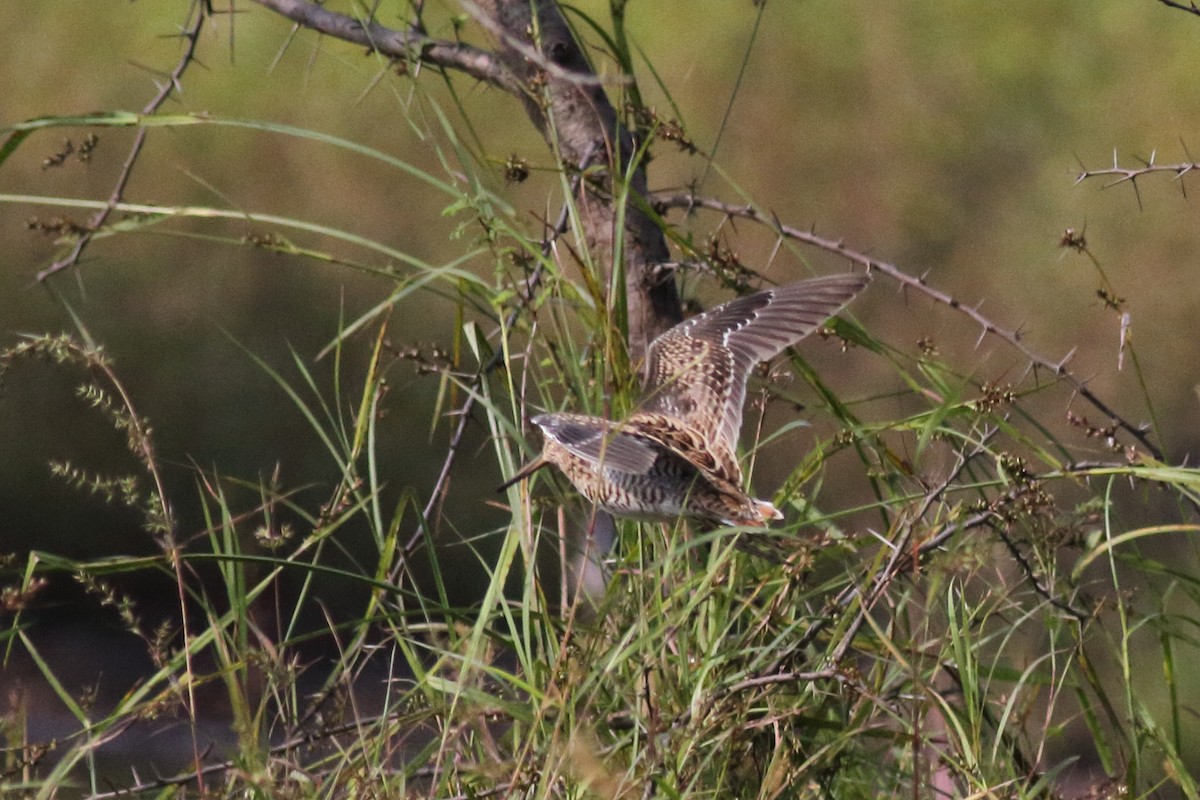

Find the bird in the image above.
[{"left": 500, "top": 273, "right": 870, "bottom": 528}]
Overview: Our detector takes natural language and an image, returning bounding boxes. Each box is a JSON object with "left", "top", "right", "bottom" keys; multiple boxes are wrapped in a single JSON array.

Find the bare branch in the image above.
[
  {"left": 37, "top": 7, "right": 208, "bottom": 282},
  {"left": 249, "top": 0, "right": 516, "bottom": 90},
  {"left": 990, "top": 519, "right": 1089, "bottom": 620},
  {"left": 1075, "top": 152, "right": 1197, "bottom": 198},
  {"left": 1158, "top": 0, "right": 1200, "bottom": 17}
]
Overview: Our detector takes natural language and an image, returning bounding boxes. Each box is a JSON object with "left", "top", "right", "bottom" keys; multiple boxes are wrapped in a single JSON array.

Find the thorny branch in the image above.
[
  {"left": 1074, "top": 149, "right": 1198, "bottom": 207},
  {"left": 249, "top": 0, "right": 516, "bottom": 90},
  {"left": 815, "top": 439, "right": 998, "bottom": 668},
  {"left": 37, "top": 5, "right": 208, "bottom": 282},
  {"left": 1158, "top": 0, "right": 1200, "bottom": 17},
  {"left": 989, "top": 519, "right": 1088, "bottom": 620},
  {"left": 651, "top": 191, "right": 1164, "bottom": 463}
]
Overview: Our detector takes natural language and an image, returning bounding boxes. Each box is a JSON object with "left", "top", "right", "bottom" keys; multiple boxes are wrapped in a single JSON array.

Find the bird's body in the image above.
[
  {"left": 505, "top": 273, "right": 870, "bottom": 527},
  {"left": 530, "top": 411, "right": 777, "bottom": 525}
]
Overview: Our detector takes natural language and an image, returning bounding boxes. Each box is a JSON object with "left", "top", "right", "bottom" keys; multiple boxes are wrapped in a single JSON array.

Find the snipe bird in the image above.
[{"left": 502, "top": 273, "right": 870, "bottom": 527}]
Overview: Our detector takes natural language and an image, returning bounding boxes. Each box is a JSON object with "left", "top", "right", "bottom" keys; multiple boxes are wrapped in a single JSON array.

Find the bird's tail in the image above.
[{"left": 755, "top": 499, "right": 783, "bottom": 523}]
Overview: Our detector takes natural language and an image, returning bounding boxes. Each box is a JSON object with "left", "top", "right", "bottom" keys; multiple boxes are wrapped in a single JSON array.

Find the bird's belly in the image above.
[
  {"left": 589, "top": 466, "right": 702, "bottom": 521},
  {"left": 597, "top": 495, "right": 689, "bottom": 521}
]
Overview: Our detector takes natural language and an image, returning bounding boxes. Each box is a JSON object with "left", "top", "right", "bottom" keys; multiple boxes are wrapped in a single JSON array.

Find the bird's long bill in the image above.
[{"left": 496, "top": 456, "right": 550, "bottom": 493}]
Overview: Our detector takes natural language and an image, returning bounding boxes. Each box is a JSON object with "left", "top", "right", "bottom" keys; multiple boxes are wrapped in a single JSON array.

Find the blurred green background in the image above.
[{"left": 3, "top": 0, "right": 1200, "bottom": 629}]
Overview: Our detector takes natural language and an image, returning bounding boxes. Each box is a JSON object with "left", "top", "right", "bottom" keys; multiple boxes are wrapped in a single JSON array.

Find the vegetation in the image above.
[{"left": 3, "top": 1, "right": 1200, "bottom": 798}]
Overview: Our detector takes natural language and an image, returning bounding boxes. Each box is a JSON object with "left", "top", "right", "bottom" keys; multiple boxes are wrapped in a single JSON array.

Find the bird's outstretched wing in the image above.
[{"left": 638, "top": 273, "right": 869, "bottom": 469}]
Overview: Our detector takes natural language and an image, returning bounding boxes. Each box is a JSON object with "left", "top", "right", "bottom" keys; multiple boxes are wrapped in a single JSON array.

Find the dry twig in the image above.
[
  {"left": 37, "top": 6, "right": 208, "bottom": 281},
  {"left": 1158, "top": 0, "right": 1200, "bottom": 18},
  {"left": 1074, "top": 149, "right": 1197, "bottom": 207}
]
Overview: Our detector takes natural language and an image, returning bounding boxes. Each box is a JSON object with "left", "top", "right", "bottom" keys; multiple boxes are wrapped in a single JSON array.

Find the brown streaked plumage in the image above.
[{"left": 503, "top": 273, "right": 870, "bottom": 527}]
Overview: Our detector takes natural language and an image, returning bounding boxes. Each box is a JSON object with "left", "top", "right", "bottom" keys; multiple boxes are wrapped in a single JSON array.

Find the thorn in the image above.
[
  {"left": 1132, "top": 178, "right": 1144, "bottom": 211},
  {"left": 1117, "top": 312, "right": 1131, "bottom": 372},
  {"left": 766, "top": 236, "right": 783, "bottom": 267},
  {"left": 1057, "top": 347, "right": 1078, "bottom": 373}
]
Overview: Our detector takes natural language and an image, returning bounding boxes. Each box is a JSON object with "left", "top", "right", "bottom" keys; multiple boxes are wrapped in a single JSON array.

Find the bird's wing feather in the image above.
[
  {"left": 533, "top": 415, "right": 659, "bottom": 474},
  {"left": 639, "top": 273, "right": 869, "bottom": 459}
]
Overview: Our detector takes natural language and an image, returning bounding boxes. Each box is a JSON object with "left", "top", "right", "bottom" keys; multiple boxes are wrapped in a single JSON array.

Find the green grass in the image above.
[{"left": 4, "top": 5, "right": 1200, "bottom": 799}]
